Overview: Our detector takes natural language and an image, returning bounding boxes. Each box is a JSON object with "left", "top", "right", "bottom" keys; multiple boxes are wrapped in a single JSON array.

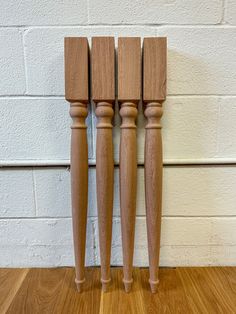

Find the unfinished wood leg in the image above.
[
  {"left": 95, "top": 102, "right": 114, "bottom": 292},
  {"left": 117, "top": 37, "right": 141, "bottom": 292},
  {"left": 143, "top": 37, "right": 167, "bottom": 293},
  {"left": 64, "top": 37, "right": 89, "bottom": 293},
  {"left": 119, "top": 102, "right": 138, "bottom": 292},
  {"left": 144, "top": 102, "right": 163, "bottom": 293},
  {"left": 70, "top": 102, "right": 88, "bottom": 292},
  {"left": 91, "top": 37, "right": 115, "bottom": 291}
]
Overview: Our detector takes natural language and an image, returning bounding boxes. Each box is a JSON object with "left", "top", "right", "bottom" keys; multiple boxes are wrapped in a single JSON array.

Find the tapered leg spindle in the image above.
[
  {"left": 70, "top": 103, "right": 88, "bottom": 292},
  {"left": 144, "top": 102, "right": 163, "bottom": 293},
  {"left": 118, "top": 37, "right": 141, "bottom": 292},
  {"left": 96, "top": 102, "right": 114, "bottom": 291},
  {"left": 119, "top": 102, "right": 138, "bottom": 292},
  {"left": 92, "top": 37, "right": 115, "bottom": 291},
  {"left": 143, "top": 37, "right": 167, "bottom": 293},
  {"left": 64, "top": 37, "right": 89, "bottom": 292}
]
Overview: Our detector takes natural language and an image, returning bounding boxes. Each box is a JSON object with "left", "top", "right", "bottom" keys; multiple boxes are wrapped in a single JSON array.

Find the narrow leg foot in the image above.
[
  {"left": 101, "top": 278, "right": 111, "bottom": 292},
  {"left": 75, "top": 278, "right": 85, "bottom": 293},
  {"left": 123, "top": 278, "right": 133, "bottom": 293},
  {"left": 149, "top": 278, "right": 159, "bottom": 293}
]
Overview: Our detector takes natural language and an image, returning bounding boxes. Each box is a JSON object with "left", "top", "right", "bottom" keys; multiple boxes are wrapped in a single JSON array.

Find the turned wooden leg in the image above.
[
  {"left": 91, "top": 37, "right": 115, "bottom": 292},
  {"left": 144, "top": 103, "right": 163, "bottom": 293},
  {"left": 70, "top": 103, "right": 88, "bottom": 292},
  {"left": 143, "top": 37, "right": 167, "bottom": 293},
  {"left": 119, "top": 102, "right": 138, "bottom": 292},
  {"left": 64, "top": 37, "right": 89, "bottom": 292},
  {"left": 118, "top": 37, "right": 141, "bottom": 292},
  {"left": 95, "top": 102, "right": 114, "bottom": 291}
]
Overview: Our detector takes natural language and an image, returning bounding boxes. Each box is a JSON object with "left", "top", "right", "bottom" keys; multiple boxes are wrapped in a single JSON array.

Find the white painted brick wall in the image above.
[
  {"left": 225, "top": 0, "right": 236, "bottom": 25},
  {"left": 0, "top": 0, "right": 236, "bottom": 267},
  {"left": 88, "top": 0, "right": 223, "bottom": 25},
  {"left": 0, "top": 0, "right": 88, "bottom": 26},
  {"left": 0, "top": 29, "right": 25, "bottom": 94}
]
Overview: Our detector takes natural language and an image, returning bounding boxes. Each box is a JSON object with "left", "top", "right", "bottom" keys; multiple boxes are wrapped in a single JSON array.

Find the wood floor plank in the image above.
[
  {"left": 2, "top": 267, "right": 236, "bottom": 314},
  {"left": 54, "top": 267, "right": 101, "bottom": 314},
  {"left": 6, "top": 267, "right": 101, "bottom": 314},
  {"left": 209, "top": 267, "right": 236, "bottom": 311},
  {"left": 99, "top": 268, "right": 145, "bottom": 314},
  {"left": 140, "top": 267, "right": 192, "bottom": 313},
  {"left": 6, "top": 268, "right": 69, "bottom": 314},
  {"left": 0, "top": 268, "right": 28, "bottom": 314},
  {"left": 177, "top": 267, "right": 236, "bottom": 313}
]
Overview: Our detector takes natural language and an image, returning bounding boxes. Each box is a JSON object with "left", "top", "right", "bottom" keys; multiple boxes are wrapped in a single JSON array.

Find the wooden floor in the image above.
[{"left": 0, "top": 267, "right": 236, "bottom": 314}]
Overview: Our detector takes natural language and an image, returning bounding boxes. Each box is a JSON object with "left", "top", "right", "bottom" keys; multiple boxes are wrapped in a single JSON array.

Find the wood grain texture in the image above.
[
  {"left": 64, "top": 37, "right": 89, "bottom": 102},
  {"left": 143, "top": 37, "right": 167, "bottom": 102},
  {"left": 143, "top": 37, "right": 167, "bottom": 293},
  {"left": 0, "top": 269, "right": 28, "bottom": 314},
  {"left": 140, "top": 268, "right": 192, "bottom": 313},
  {"left": 118, "top": 37, "right": 141, "bottom": 292},
  {"left": 70, "top": 102, "right": 88, "bottom": 293},
  {"left": 144, "top": 103, "right": 163, "bottom": 293},
  {"left": 91, "top": 37, "right": 115, "bottom": 103},
  {"left": 92, "top": 37, "right": 115, "bottom": 291},
  {"left": 177, "top": 267, "right": 236, "bottom": 313},
  {"left": 6, "top": 268, "right": 101, "bottom": 314},
  {"left": 65, "top": 37, "right": 89, "bottom": 292},
  {"left": 3, "top": 267, "right": 236, "bottom": 313},
  {"left": 99, "top": 268, "right": 146, "bottom": 314},
  {"left": 118, "top": 37, "right": 141, "bottom": 102},
  {"left": 95, "top": 102, "right": 114, "bottom": 292}
]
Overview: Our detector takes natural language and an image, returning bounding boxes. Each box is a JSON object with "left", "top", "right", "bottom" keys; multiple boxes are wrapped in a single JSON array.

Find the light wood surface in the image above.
[
  {"left": 0, "top": 269, "right": 28, "bottom": 314},
  {"left": 64, "top": 37, "right": 89, "bottom": 292},
  {"left": 118, "top": 37, "right": 141, "bottom": 292},
  {"left": 91, "top": 37, "right": 115, "bottom": 103},
  {"left": 143, "top": 37, "right": 167, "bottom": 102},
  {"left": 64, "top": 37, "right": 89, "bottom": 103},
  {"left": 118, "top": 37, "right": 141, "bottom": 102},
  {"left": 143, "top": 37, "right": 167, "bottom": 293},
  {"left": 2, "top": 267, "right": 236, "bottom": 313},
  {"left": 92, "top": 37, "right": 115, "bottom": 291}
]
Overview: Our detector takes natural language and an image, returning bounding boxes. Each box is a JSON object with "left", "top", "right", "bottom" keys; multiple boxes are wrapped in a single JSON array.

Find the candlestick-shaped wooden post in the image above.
[
  {"left": 64, "top": 37, "right": 89, "bottom": 292},
  {"left": 118, "top": 37, "right": 141, "bottom": 292},
  {"left": 143, "top": 37, "right": 167, "bottom": 293},
  {"left": 91, "top": 37, "right": 115, "bottom": 292}
]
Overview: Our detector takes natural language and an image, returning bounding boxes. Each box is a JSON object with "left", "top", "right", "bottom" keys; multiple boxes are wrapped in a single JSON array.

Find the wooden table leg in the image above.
[
  {"left": 95, "top": 102, "right": 114, "bottom": 291},
  {"left": 64, "top": 37, "right": 89, "bottom": 292},
  {"left": 143, "top": 37, "right": 167, "bottom": 293},
  {"left": 118, "top": 37, "right": 141, "bottom": 292},
  {"left": 70, "top": 103, "right": 88, "bottom": 292},
  {"left": 91, "top": 37, "right": 115, "bottom": 291},
  {"left": 119, "top": 102, "right": 138, "bottom": 292},
  {"left": 144, "top": 102, "right": 163, "bottom": 293}
]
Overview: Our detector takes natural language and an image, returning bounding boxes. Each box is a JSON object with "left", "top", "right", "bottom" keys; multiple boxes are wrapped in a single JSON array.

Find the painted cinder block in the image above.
[
  {"left": 0, "top": 218, "right": 95, "bottom": 250},
  {"left": 34, "top": 168, "right": 96, "bottom": 217},
  {"left": 0, "top": 0, "right": 88, "bottom": 26},
  {"left": 225, "top": 0, "right": 236, "bottom": 25},
  {"left": 0, "top": 98, "right": 93, "bottom": 161},
  {"left": 88, "top": 0, "right": 223, "bottom": 25},
  {"left": 0, "top": 169, "right": 35, "bottom": 217},
  {"left": 156, "top": 27, "right": 236, "bottom": 95},
  {"left": 32, "top": 166, "right": 236, "bottom": 218},
  {"left": 94, "top": 217, "right": 236, "bottom": 266},
  {"left": 0, "top": 29, "right": 25, "bottom": 95}
]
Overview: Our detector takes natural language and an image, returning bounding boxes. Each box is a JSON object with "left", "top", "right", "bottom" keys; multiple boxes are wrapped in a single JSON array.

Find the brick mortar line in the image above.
[
  {"left": 1, "top": 95, "right": 236, "bottom": 99},
  {"left": 0, "top": 216, "right": 236, "bottom": 220},
  {"left": 1, "top": 24, "right": 236, "bottom": 29}
]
